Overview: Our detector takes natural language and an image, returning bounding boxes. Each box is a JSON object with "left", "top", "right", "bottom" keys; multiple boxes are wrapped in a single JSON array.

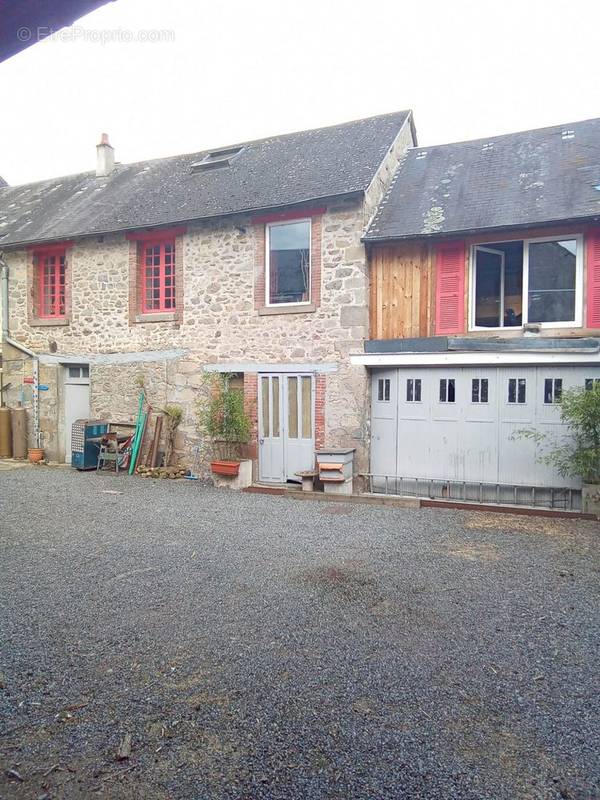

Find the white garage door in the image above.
[{"left": 371, "top": 365, "right": 599, "bottom": 505}]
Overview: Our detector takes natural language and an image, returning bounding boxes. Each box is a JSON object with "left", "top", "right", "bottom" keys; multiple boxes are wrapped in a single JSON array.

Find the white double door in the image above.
[{"left": 258, "top": 373, "right": 315, "bottom": 482}]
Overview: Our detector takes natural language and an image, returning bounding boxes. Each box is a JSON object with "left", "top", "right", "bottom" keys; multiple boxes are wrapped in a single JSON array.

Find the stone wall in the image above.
[{"left": 1, "top": 131, "right": 413, "bottom": 472}]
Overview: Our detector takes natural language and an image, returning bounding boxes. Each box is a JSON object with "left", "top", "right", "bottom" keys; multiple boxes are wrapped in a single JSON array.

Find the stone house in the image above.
[
  {"left": 355, "top": 117, "right": 600, "bottom": 509},
  {"left": 0, "top": 111, "right": 416, "bottom": 481}
]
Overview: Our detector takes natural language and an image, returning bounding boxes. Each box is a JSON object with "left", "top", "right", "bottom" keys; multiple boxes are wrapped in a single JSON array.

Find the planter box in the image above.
[
  {"left": 211, "top": 460, "right": 241, "bottom": 477},
  {"left": 582, "top": 483, "right": 600, "bottom": 516},
  {"left": 212, "top": 458, "right": 252, "bottom": 490}
]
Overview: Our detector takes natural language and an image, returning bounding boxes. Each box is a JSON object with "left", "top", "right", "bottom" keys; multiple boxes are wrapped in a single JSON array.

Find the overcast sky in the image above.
[{"left": 1, "top": 0, "right": 599, "bottom": 186}]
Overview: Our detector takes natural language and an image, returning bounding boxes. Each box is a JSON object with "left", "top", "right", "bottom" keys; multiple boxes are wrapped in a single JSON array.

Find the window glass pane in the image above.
[
  {"left": 81, "top": 365, "right": 89, "bottom": 378},
  {"left": 440, "top": 379, "right": 446, "bottom": 402},
  {"left": 301, "top": 377, "right": 312, "bottom": 439},
  {"left": 508, "top": 378, "right": 516, "bottom": 404},
  {"left": 503, "top": 245, "right": 523, "bottom": 326},
  {"left": 415, "top": 379, "right": 421, "bottom": 402},
  {"left": 378, "top": 378, "right": 390, "bottom": 402},
  {"left": 481, "top": 379, "right": 488, "bottom": 403},
  {"left": 261, "top": 377, "right": 270, "bottom": 437},
  {"left": 472, "top": 379, "right": 480, "bottom": 403},
  {"left": 475, "top": 249, "right": 502, "bottom": 327},
  {"left": 407, "top": 379, "right": 414, "bottom": 402},
  {"left": 528, "top": 239, "right": 576, "bottom": 323},
  {"left": 268, "top": 221, "right": 310, "bottom": 304},
  {"left": 272, "top": 377, "right": 280, "bottom": 438},
  {"left": 288, "top": 377, "right": 298, "bottom": 439},
  {"left": 509, "top": 378, "right": 526, "bottom": 403},
  {"left": 474, "top": 243, "right": 523, "bottom": 328},
  {"left": 447, "top": 378, "right": 455, "bottom": 403}
]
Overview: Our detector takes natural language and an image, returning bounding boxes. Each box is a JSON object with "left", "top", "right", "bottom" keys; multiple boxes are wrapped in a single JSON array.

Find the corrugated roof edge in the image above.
[
  {"left": 0, "top": 190, "right": 365, "bottom": 250},
  {"left": 362, "top": 213, "right": 600, "bottom": 244}
]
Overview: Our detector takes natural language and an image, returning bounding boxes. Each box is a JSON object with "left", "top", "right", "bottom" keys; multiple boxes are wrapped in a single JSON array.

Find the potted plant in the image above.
[
  {"left": 516, "top": 383, "right": 600, "bottom": 514},
  {"left": 196, "top": 373, "right": 251, "bottom": 477}
]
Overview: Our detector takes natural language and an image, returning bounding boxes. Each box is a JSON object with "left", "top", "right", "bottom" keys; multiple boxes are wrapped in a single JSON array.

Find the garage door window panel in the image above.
[
  {"left": 439, "top": 378, "right": 456, "bottom": 403},
  {"left": 378, "top": 378, "right": 391, "bottom": 402},
  {"left": 470, "top": 236, "right": 582, "bottom": 329},
  {"left": 472, "top": 378, "right": 489, "bottom": 403},
  {"left": 406, "top": 379, "right": 422, "bottom": 402},
  {"left": 508, "top": 378, "right": 527, "bottom": 404},
  {"left": 544, "top": 378, "right": 562, "bottom": 404}
]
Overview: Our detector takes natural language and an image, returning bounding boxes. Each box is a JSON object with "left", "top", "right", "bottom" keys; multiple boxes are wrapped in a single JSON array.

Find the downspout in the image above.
[{"left": 0, "top": 252, "right": 41, "bottom": 446}]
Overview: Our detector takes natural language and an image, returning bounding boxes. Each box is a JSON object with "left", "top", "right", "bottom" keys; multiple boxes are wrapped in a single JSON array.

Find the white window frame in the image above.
[
  {"left": 265, "top": 218, "right": 312, "bottom": 307},
  {"left": 469, "top": 234, "right": 583, "bottom": 331}
]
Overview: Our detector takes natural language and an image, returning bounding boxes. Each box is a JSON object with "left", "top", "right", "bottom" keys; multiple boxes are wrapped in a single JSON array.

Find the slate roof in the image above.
[
  {"left": 365, "top": 117, "right": 600, "bottom": 242},
  {"left": 0, "top": 111, "right": 412, "bottom": 249}
]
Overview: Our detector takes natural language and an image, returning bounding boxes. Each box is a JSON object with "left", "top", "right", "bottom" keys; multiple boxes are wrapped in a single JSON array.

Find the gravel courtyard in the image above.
[{"left": 1, "top": 467, "right": 599, "bottom": 800}]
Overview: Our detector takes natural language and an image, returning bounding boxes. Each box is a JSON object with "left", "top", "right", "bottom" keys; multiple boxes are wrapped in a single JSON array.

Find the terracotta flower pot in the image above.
[
  {"left": 28, "top": 447, "right": 45, "bottom": 464},
  {"left": 210, "top": 459, "right": 241, "bottom": 477}
]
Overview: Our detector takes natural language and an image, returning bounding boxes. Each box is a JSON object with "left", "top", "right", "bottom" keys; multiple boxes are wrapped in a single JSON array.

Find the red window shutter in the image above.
[
  {"left": 435, "top": 241, "right": 466, "bottom": 335},
  {"left": 586, "top": 229, "right": 600, "bottom": 328}
]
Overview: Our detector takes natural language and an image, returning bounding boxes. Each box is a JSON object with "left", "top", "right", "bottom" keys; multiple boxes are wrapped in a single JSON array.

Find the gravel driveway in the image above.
[{"left": 1, "top": 466, "right": 599, "bottom": 800}]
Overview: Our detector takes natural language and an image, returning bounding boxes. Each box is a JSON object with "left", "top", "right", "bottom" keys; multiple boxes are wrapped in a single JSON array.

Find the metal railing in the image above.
[{"left": 361, "top": 474, "right": 581, "bottom": 511}]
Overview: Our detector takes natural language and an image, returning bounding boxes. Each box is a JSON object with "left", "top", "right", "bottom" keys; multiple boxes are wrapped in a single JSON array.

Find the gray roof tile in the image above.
[
  {"left": 365, "top": 118, "right": 600, "bottom": 241},
  {"left": 0, "top": 111, "right": 411, "bottom": 248}
]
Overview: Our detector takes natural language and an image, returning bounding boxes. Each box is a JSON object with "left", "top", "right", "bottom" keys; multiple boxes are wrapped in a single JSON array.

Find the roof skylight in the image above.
[{"left": 191, "top": 146, "right": 244, "bottom": 173}]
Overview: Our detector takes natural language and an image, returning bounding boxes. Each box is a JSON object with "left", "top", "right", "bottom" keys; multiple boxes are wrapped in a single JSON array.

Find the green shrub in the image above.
[
  {"left": 517, "top": 384, "right": 600, "bottom": 484},
  {"left": 195, "top": 373, "right": 250, "bottom": 461}
]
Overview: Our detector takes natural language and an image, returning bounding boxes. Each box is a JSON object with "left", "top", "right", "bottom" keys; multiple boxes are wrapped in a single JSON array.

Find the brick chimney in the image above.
[{"left": 96, "top": 133, "right": 115, "bottom": 177}]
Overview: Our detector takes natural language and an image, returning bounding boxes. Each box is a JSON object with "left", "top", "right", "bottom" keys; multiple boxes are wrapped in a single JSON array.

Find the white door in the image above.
[
  {"left": 258, "top": 373, "right": 315, "bottom": 482},
  {"left": 64, "top": 365, "right": 90, "bottom": 463}
]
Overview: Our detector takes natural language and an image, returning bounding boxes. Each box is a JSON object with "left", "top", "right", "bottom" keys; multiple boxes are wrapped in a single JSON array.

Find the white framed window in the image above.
[
  {"left": 439, "top": 378, "right": 456, "bottom": 403},
  {"left": 544, "top": 378, "right": 563, "bottom": 404},
  {"left": 406, "top": 378, "right": 422, "bottom": 402},
  {"left": 377, "top": 378, "right": 391, "bottom": 402},
  {"left": 469, "top": 235, "right": 583, "bottom": 330},
  {"left": 266, "top": 219, "right": 311, "bottom": 306},
  {"left": 471, "top": 378, "right": 489, "bottom": 403},
  {"left": 585, "top": 378, "right": 600, "bottom": 391},
  {"left": 508, "top": 378, "right": 527, "bottom": 404}
]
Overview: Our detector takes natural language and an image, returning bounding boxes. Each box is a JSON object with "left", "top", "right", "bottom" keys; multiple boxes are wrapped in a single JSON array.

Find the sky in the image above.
[{"left": 1, "top": 0, "right": 599, "bottom": 186}]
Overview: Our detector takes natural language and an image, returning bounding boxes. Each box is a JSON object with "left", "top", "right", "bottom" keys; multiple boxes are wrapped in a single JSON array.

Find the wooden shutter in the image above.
[
  {"left": 586, "top": 229, "right": 600, "bottom": 328},
  {"left": 435, "top": 241, "right": 466, "bottom": 334}
]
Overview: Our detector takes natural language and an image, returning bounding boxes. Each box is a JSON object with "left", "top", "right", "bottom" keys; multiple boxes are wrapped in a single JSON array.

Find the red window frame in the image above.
[
  {"left": 34, "top": 246, "right": 68, "bottom": 319},
  {"left": 139, "top": 238, "right": 176, "bottom": 313},
  {"left": 127, "top": 228, "right": 185, "bottom": 316}
]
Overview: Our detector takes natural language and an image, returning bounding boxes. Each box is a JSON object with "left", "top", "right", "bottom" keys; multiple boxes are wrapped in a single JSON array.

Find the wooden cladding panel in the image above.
[{"left": 369, "top": 243, "right": 431, "bottom": 340}]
